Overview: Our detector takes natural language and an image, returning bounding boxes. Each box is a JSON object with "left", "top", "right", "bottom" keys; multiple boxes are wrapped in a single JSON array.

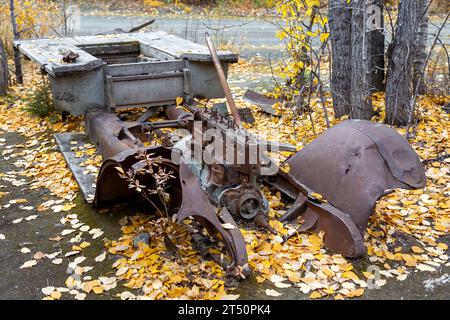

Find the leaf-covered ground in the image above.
[{"left": 0, "top": 63, "right": 449, "bottom": 300}]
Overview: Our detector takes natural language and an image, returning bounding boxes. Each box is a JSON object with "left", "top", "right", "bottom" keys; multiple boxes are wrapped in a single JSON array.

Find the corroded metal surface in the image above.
[
  {"left": 243, "top": 89, "right": 281, "bottom": 115},
  {"left": 63, "top": 41, "right": 427, "bottom": 272},
  {"left": 284, "top": 119, "right": 426, "bottom": 240},
  {"left": 177, "top": 164, "right": 249, "bottom": 276},
  {"left": 82, "top": 109, "right": 427, "bottom": 270},
  {"left": 94, "top": 147, "right": 177, "bottom": 208}
]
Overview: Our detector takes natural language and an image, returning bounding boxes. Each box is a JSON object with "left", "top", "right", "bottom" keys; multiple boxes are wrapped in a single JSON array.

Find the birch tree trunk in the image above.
[
  {"left": 413, "top": 0, "right": 429, "bottom": 94},
  {"left": 329, "top": 0, "right": 352, "bottom": 118},
  {"left": 0, "top": 40, "right": 8, "bottom": 96},
  {"left": 385, "top": 0, "right": 421, "bottom": 126},
  {"left": 9, "top": 0, "right": 23, "bottom": 85},
  {"left": 350, "top": 0, "right": 374, "bottom": 120}
]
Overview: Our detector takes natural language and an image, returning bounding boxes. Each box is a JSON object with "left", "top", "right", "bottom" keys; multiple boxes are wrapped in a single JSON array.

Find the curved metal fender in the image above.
[
  {"left": 94, "top": 148, "right": 249, "bottom": 277},
  {"left": 177, "top": 164, "right": 250, "bottom": 277},
  {"left": 284, "top": 120, "right": 426, "bottom": 235},
  {"left": 94, "top": 146, "right": 176, "bottom": 207},
  {"left": 279, "top": 193, "right": 366, "bottom": 258}
]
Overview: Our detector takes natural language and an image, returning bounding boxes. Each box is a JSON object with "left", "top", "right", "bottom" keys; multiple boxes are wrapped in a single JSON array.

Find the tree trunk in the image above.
[
  {"left": 0, "top": 40, "right": 8, "bottom": 96},
  {"left": 385, "top": 0, "right": 421, "bottom": 126},
  {"left": 350, "top": 0, "right": 374, "bottom": 120},
  {"left": 9, "top": 0, "right": 23, "bottom": 85},
  {"left": 368, "top": 0, "right": 385, "bottom": 92},
  {"left": 413, "top": 0, "right": 429, "bottom": 94},
  {"left": 329, "top": 0, "right": 352, "bottom": 118}
]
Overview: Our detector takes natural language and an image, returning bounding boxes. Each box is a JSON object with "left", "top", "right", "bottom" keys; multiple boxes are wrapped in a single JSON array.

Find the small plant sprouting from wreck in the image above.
[
  {"left": 115, "top": 149, "right": 197, "bottom": 277},
  {"left": 115, "top": 149, "right": 175, "bottom": 221}
]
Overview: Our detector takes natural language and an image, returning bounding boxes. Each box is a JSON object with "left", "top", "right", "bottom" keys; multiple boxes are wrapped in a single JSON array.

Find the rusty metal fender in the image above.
[
  {"left": 284, "top": 120, "right": 426, "bottom": 235},
  {"left": 177, "top": 163, "right": 249, "bottom": 276},
  {"left": 94, "top": 146, "right": 176, "bottom": 207}
]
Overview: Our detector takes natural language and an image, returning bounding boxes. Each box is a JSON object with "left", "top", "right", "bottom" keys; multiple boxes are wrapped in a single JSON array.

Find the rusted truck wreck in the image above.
[{"left": 14, "top": 31, "right": 426, "bottom": 277}]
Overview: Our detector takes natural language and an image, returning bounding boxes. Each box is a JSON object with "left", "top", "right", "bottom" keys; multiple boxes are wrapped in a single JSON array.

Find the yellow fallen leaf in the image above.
[
  {"left": 411, "top": 246, "right": 424, "bottom": 254},
  {"left": 50, "top": 291, "right": 62, "bottom": 300},
  {"left": 342, "top": 271, "right": 360, "bottom": 282},
  {"left": 65, "top": 276, "right": 76, "bottom": 288},
  {"left": 20, "top": 260, "right": 37, "bottom": 269},
  {"left": 93, "top": 286, "right": 104, "bottom": 294},
  {"left": 416, "top": 264, "right": 436, "bottom": 272},
  {"left": 347, "top": 288, "right": 365, "bottom": 297},
  {"left": 116, "top": 266, "right": 129, "bottom": 276},
  {"left": 309, "top": 291, "right": 322, "bottom": 299},
  {"left": 265, "top": 289, "right": 282, "bottom": 297},
  {"left": 80, "top": 242, "right": 91, "bottom": 249},
  {"left": 11, "top": 198, "right": 27, "bottom": 204}
]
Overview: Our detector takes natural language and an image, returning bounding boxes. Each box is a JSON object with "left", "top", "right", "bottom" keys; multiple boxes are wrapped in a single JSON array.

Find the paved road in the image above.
[
  {"left": 75, "top": 14, "right": 450, "bottom": 61},
  {"left": 76, "top": 15, "right": 284, "bottom": 60}
]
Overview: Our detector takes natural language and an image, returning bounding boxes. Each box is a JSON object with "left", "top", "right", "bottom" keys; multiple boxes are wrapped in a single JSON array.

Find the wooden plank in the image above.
[
  {"left": 79, "top": 42, "right": 140, "bottom": 56},
  {"left": 110, "top": 71, "right": 183, "bottom": 82},
  {"left": 14, "top": 39, "right": 102, "bottom": 76},
  {"left": 106, "top": 60, "right": 185, "bottom": 76},
  {"left": 183, "top": 68, "right": 193, "bottom": 103},
  {"left": 54, "top": 133, "right": 96, "bottom": 203},
  {"left": 111, "top": 76, "right": 184, "bottom": 106},
  {"left": 131, "top": 32, "right": 238, "bottom": 62},
  {"left": 105, "top": 75, "right": 116, "bottom": 113},
  {"left": 69, "top": 34, "right": 134, "bottom": 46},
  {"left": 139, "top": 43, "right": 174, "bottom": 61},
  {"left": 100, "top": 56, "right": 138, "bottom": 65},
  {"left": 182, "top": 52, "right": 238, "bottom": 63},
  {"left": 52, "top": 60, "right": 104, "bottom": 77}
]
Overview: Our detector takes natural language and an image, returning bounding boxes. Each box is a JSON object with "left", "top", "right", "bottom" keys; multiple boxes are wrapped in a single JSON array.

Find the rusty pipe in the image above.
[
  {"left": 205, "top": 32, "right": 242, "bottom": 127},
  {"left": 165, "top": 105, "right": 192, "bottom": 121}
]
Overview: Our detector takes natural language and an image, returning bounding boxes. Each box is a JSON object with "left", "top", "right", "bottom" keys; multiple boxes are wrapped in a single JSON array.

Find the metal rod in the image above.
[
  {"left": 205, "top": 32, "right": 242, "bottom": 127},
  {"left": 128, "top": 19, "right": 155, "bottom": 33},
  {"left": 143, "top": 120, "right": 188, "bottom": 130}
]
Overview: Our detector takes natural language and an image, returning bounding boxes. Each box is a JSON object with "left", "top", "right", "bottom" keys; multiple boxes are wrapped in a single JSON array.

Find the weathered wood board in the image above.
[
  {"left": 14, "top": 31, "right": 237, "bottom": 74},
  {"left": 13, "top": 31, "right": 238, "bottom": 115},
  {"left": 15, "top": 39, "right": 103, "bottom": 77},
  {"left": 54, "top": 133, "right": 96, "bottom": 203}
]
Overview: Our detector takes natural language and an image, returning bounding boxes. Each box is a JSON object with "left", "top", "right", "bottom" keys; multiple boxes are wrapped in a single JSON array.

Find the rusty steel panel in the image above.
[
  {"left": 284, "top": 119, "right": 426, "bottom": 236},
  {"left": 177, "top": 164, "right": 249, "bottom": 276}
]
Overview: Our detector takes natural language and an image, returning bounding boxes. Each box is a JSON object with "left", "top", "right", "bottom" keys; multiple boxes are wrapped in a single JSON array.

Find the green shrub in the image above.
[{"left": 25, "top": 83, "right": 55, "bottom": 118}]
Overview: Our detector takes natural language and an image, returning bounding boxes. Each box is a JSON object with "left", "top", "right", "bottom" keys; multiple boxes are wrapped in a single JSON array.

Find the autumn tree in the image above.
[
  {"left": 273, "top": 0, "right": 332, "bottom": 129},
  {"left": 329, "top": 0, "right": 384, "bottom": 120},
  {"left": 368, "top": 0, "right": 385, "bottom": 92},
  {"left": 0, "top": 39, "right": 8, "bottom": 96},
  {"left": 350, "top": 0, "right": 374, "bottom": 120},
  {"left": 413, "top": 0, "right": 429, "bottom": 95},
  {"left": 9, "top": 0, "right": 23, "bottom": 84},
  {"left": 329, "top": 0, "right": 352, "bottom": 118},
  {"left": 385, "top": 0, "right": 421, "bottom": 126}
]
